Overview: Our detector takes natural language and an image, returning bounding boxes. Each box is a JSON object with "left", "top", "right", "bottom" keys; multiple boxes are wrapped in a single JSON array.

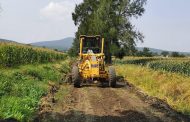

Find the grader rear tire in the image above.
[
  {"left": 108, "top": 66, "right": 116, "bottom": 88},
  {"left": 72, "top": 66, "right": 81, "bottom": 88}
]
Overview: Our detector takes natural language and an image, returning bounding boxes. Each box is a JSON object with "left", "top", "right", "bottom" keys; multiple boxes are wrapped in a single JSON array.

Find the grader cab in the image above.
[{"left": 72, "top": 35, "right": 116, "bottom": 87}]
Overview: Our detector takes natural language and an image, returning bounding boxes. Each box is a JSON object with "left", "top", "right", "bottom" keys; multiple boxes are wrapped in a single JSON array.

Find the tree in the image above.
[
  {"left": 114, "top": 48, "right": 126, "bottom": 60},
  {"left": 54, "top": 49, "right": 58, "bottom": 52},
  {"left": 142, "top": 47, "right": 153, "bottom": 57},
  {"left": 171, "top": 52, "right": 179, "bottom": 57},
  {"left": 69, "top": 0, "right": 147, "bottom": 63},
  {"left": 171, "top": 52, "right": 185, "bottom": 57},
  {"left": 124, "top": 46, "right": 137, "bottom": 56},
  {"left": 136, "top": 47, "right": 153, "bottom": 57},
  {"left": 161, "top": 51, "right": 169, "bottom": 57}
]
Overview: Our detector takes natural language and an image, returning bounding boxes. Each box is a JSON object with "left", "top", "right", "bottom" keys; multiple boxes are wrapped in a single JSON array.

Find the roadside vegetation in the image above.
[
  {"left": 0, "top": 60, "right": 70, "bottom": 121},
  {"left": 115, "top": 57, "right": 190, "bottom": 114},
  {"left": 0, "top": 42, "right": 70, "bottom": 121}
]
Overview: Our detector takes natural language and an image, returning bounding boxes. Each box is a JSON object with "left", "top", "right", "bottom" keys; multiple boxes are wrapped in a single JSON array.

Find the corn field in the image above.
[
  {"left": 115, "top": 57, "right": 190, "bottom": 76},
  {"left": 148, "top": 60, "right": 190, "bottom": 76},
  {"left": 0, "top": 42, "right": 66, "bottom": 67}
]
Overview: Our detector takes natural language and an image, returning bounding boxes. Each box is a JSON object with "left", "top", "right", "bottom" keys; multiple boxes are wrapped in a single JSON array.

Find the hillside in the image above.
[
  {"left": 1, "top": 37, "right": 189, "bottom": 55},
  {"left": 31, "top": 37, "right": 74, "bottom": 51},
  {"left": 31, "top": 37, "right": 190, "bottom": 55},
  {"left": 0, "top": 38, "right": 16, "bottom": 43}
]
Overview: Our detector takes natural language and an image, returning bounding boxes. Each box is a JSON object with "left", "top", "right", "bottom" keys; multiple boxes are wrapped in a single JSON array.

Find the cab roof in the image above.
[{"left": 80, "top": 35, "right": 101, "bottom": 38}]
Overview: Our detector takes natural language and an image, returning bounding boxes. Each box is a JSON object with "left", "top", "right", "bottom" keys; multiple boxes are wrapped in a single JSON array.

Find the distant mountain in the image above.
[
  {"left": 0, "top": 38, "right": 16, "bottom": 43},
  {"left": 3, "top": 36, "right": 188, "bottom": 55},
  {"left": 31, "top": 37, "right": 74, "bottom": 51},
  {"left": 136, "top": 47, "right": 190, "bottom": 56}
]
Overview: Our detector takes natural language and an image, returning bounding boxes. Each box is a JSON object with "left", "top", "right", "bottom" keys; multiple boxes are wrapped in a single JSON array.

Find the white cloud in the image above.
[{"left": 40, "top": 1, "right": 75, "bottom": 21}]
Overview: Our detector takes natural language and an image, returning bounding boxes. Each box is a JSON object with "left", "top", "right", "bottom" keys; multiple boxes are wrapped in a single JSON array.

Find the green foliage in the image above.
[
  {"left": 26, "top": 69, "right": 44, "bottom": 81},
  {"left": 0, "top": 60, "right": 70, "bottom": 121},
  {"left": 114, "top": 48, "right": 126, "bottom": 60},
  {"left": 161, "top": 51, "right": 169, "bottom": 57},
  {"left": 128, "top": 58, "right": 155, "bottom": 65},
  {"left": 0, "top": 74, "right": 13, "bottom": 96},
  {"left": 0, "top": 42, "right": 67, "bottom": 67},
  {"left": 115, "top": 57, "right": 158, "bottom": 65},
  {"left": 171, "top": 52, "right": 185, "bottom": 57},
  {"left": 68, "top": 44, "right": 78, "bottom": 57},
  {"left": 70, "top": 0, "right": 147, "bottom": 62},
  {"left": 0, "top": 74, "right": 46, "bottom": 121},
  {"left": 60, "top": 61, "right": 71, "bottom": 74},
  {"left": 148, "top": 60, "right": 190, "bottom": 76},
  {"left": 116, "top": 57, "right": 190, "bottom": 76},
  {"left": 136, "top": 47, "right": 153, "bottom": 57},
  {"left": 171, "top": 52, "right": 180, "bottom": 57}
]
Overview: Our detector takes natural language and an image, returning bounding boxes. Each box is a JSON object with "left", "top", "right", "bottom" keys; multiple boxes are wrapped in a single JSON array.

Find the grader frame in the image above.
[{"left": 72, "top": 35, "right": 116, "bottom": 87}]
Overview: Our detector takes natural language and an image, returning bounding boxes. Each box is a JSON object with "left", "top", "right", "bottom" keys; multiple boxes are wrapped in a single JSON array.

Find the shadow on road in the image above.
[
  {"left": 80, "top": 75, "right": 126, "bottom": 88},
  {"left": 36, "top": 109, "right": 162, "bottom": 122},
  {"left": 80, "top": 82, "right": 126, "bottom": 89}
]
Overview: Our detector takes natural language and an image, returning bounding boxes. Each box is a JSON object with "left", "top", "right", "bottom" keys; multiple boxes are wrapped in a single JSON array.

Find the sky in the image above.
[{"left": 0, "top": 0, "right": 190, "bottom": 52}]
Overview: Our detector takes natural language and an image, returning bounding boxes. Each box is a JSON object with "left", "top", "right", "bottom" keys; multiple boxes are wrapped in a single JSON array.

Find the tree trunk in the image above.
[
  {"left": 105, "top": 51, "right": 112, "bottom": 64},
  {"left": 104, "top": 40, "right": 112, "bottom": 64}
]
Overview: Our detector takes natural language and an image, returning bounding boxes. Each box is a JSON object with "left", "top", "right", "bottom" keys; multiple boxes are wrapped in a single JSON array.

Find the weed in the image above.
[{"left": 0, "top": 60, "right": 70, "bottom": 121}]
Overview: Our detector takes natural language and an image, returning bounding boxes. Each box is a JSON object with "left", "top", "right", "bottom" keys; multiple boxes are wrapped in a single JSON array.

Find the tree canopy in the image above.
[
  {"left": 161, "top": 51, "right": 169, "bottom": 57},
  {"left": 69, "top": 0, "right": 147, "bottom": 63},
  {"left": 171, "top": 52, "right": 185, "bottom": 57},
  {"left": 136, "top": 47, "right": 153, "bottom": 57}
]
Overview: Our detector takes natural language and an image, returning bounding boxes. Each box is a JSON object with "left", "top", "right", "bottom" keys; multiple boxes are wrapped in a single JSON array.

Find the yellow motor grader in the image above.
[{"left": 72, "top": 35, "right": 116, "bottom": 87}]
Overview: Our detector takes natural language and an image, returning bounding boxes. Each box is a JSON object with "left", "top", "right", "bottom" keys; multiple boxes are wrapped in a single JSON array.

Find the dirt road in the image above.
[{"left": 38, "top": 82, "right": 190, "bottom": 122}]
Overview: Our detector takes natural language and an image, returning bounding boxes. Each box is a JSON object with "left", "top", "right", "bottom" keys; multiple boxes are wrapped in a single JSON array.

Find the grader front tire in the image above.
[
  {"left": 108, "top": 66, "right": 116, "bottom": 88},
  {"left": 72, "top": 66, "right": 81, "bottom": 88}
]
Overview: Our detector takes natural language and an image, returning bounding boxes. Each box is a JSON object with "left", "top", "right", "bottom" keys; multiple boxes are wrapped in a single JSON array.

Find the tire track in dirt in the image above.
[
  {"left": 70, "top": 87, "right": 95, "bottom": 122},
  {"left": 51, "top": 86, "right": 95, "bottom": 122},
  {"left": 85, "top": 86, "right": 161, "bottom": 122},
  {"left": 110, "top": 87, "right": 171, "bottom": 122}
]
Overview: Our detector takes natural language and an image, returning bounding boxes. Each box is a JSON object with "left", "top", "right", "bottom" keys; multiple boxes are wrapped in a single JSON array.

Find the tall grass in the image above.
[
  {"left": 115, "top": 63, "right": 190, "bottom": 115},
  {"left": 0, "top": 42, "right": 66, "bottom": 67}
]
